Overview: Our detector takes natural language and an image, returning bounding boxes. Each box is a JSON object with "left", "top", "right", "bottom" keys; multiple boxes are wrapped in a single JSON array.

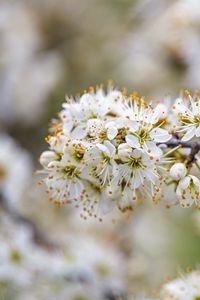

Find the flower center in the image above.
[
  {"left": 116, "top": 128, "right": 127, "bottom": 144},
  {"left": 10, "top": 249, "right": 23, "bottom": 264},
  {"left": 135, "top": 128, "right": 150, "bottom": 145},
  {"left": 99, "top": 128, "right": 107, "bottom": 141},
  {"left": 101, "top": 153, "right": 111, "bottom": 165},
  {"left": 128, "top": 157, "right": 143, "bottom": 169},
  {"left": 179, "top": 115, "right": 192, "bottom": 124},
  {"left": 73, "top": 144, "right": 85, "bottom": 161},
  {"left": 89, "top": 182, "right": 103, "bottom": 193},
  {"left": 64, "top": 165, "right": 80, "bottom": 178},
  {"left": 179, "top": 113, "right": 200, "bottom": 126}
]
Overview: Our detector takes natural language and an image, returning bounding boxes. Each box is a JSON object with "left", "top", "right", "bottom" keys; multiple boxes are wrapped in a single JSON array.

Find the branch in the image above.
[
  {"left": 159, "top": 137, "right": 200, "bottom": 164},
  {"left": 0, "top": 194, "right": 57, "bottom": 250}
]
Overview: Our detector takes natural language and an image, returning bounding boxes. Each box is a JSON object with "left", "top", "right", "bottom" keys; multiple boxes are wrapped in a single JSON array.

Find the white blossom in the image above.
[
  {"left": 112, "top": 149, "right": 158, "bottom": 201},
  {"left": 173, "top": 93, "right": 200, "bottom": 141},
  {"left": 125, "top": 126, "right": 171, "bottom": 157},
  {"left": 0, "top": 133, "right": 32, "bottom": 208},
  {"left": 85, "top": 141, "right": 116, "bottom": 185},
  {"left": 176, "top": 175, "right": 200, "bottom": 207},
  {"left": 160, "top": 271, "right": 200, "bottom": 300}
]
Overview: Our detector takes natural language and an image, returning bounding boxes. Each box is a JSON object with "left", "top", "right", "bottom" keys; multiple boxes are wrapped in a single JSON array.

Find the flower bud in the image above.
[
  {"left": 170, "top": 163, "right": 187, "bottom": 180},
  {"left": 39, "top": 151, "right": 58, "bottom": 168}
]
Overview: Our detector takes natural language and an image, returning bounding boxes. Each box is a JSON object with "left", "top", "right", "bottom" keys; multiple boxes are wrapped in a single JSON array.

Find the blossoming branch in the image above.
[{"left": 38, "top": 83, "right": 200, "bottom": 219}]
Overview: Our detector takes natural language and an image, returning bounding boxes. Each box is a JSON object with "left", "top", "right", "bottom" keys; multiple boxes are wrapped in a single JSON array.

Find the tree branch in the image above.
[
  {"left": 159, "top": 137, "right": 200, "bottom": 164},
  {"left": 0, "top": 194, "right": 57, "bottom": 250}
]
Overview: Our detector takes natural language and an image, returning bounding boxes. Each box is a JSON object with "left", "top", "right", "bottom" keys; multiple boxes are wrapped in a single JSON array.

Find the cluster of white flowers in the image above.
[
  {"left": 171, "top": 91, "right": 200, "bottom": 207},
  {"left": 39, "top": 84, "right": 200, "bottom": 218},
  {"left": 160, "top": 271, "right": 200, "bottom": 300}
]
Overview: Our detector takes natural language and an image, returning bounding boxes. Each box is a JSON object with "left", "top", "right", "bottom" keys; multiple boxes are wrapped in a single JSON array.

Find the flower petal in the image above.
[
  {"left": 96, "top": 143, "right": 110, "bottom": 156},
  {"left": 125, "top": 135, "right": 140, "bottom": 149},
  {"left": 150, "top": 128, "right": 171, "bottom": 143},
  {"left": 107, "top": 126, "right": 118, "bottom": 140},
  {"left": 144, "top": 141, "right": 163, "bottom": 157},
  {"left": 196, "top": 126, "right": 200, "bottom": 137},
  {"left": 182, "top": 127, "right": 196, "bottom": 141},
  {"left": 72, "top": 125, "right": 87, "bottom": 139},
  {"left": 104, "top": 140, "right": 116, "bottom": 157}
]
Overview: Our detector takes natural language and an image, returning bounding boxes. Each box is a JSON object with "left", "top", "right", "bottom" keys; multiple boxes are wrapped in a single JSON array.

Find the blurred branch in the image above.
[{"left": 0, "top": 193, "right": 57, "bottom": 250}]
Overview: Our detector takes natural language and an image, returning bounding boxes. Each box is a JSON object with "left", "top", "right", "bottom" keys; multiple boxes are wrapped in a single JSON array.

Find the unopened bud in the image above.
[
  {"left": 170, "top": 163, "right": 187, "bottom": 180},
  {"left": 40, "top": 151, "right": 58, "bottom": 168}
]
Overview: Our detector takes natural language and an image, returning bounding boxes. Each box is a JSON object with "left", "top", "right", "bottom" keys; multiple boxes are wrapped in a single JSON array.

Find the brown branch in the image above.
[{"left": 159, "top": 137, "right": 200, "bottom": 164}]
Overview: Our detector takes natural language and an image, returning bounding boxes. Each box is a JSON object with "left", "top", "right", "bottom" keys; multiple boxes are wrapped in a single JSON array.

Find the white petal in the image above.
[
  {"left": 107, "top": 126, "right": 118, "bottom": 140},
  {"left": 144, "top": 141, "right": 163, "bottom": 157},
  {"left": 128, "top": 120, "right": 139, "bottom": 132},
  {"left": 131, "top": 170, "right": 143, "bottom": 189},
  {"left": 96, "top": 143, "right": 110, "bottom": 156},
  {"left": 150, "top": 128, "right": 171, "bottom": 143},
  {"left": 118, "top": 143, "right": 132, "bottom": 160},
  {"left": 87, "top": 118, "right": 103, "bottom": 129},
  {"left": 105, "top": 121, "right": 115, "bottom": 128},
  {"left": 178, "top": 176, "right": 190, "bottom": 189},
  {"left": 80, "top": 93, "right": 95, "bottom": 106},
  {"left": 63, "top": 121, "right": 74, "bottom": 134},
  {"left": 104, "top": 140, "right": 116, "bottom": 157},
  {"left": 196, "top": 126, "right": 200, "bottom": 137},
  {"left": 182, "top": 127, "right": 195, "bottom": 141},
  {"left": 132, "top": 148, "right": 143, "bottom": 158},
  {"left": 69, "top": 180, "right": 83, "bottom": 198},
  {"left": 190, "top": 96, "right": 199, "bottom": 114},
  {"left": 72, "top": 125, "right": 87, "bottom": 139},
  {"left": 154, "top": 103, "right": 168, "bottom": 119},
  {"left": 125, "top": 135, "right": 140, "bottom": 149},
  {"left": 176, "top": 186, "right": 183, "bottom": 199},
  {"left": 189, "top": 175, "right": 200, "bottom": 187}
]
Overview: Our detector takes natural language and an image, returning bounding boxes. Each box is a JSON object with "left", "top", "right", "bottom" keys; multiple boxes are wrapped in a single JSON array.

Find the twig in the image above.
[
  {"left": 0, "top": 194, "right": 57, "bottom": 250},
  {"left": 159, "top": 137, "right": 200, "bottom": 164}
]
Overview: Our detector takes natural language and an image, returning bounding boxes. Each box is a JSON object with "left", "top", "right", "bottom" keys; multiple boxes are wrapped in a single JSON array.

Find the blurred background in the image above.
[{"left": 1, "top": 0, "right": 200, "bottom": 299}]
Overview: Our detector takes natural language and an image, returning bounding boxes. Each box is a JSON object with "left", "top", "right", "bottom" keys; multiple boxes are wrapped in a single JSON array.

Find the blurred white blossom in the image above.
[
  {"left": 0, "top": 1, "right": 64, "bottom": 125},
  {"left": 0, "top": 133, "right": 32, "bottom": 209},
  {"left": 160, "top": 271, "right": 200, "bottom": 300}
]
